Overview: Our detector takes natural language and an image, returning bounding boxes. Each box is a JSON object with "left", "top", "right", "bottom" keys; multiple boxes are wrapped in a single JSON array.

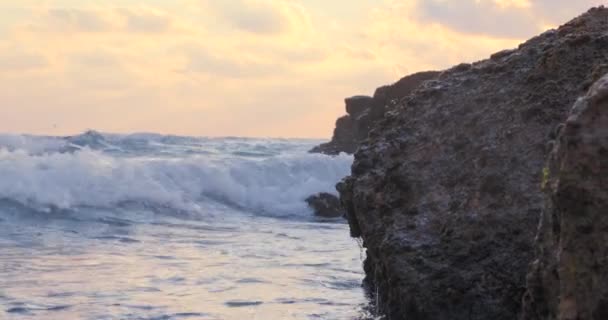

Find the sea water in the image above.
[{"left": 0, "top": 131, "right": 372, "bottom": 320}]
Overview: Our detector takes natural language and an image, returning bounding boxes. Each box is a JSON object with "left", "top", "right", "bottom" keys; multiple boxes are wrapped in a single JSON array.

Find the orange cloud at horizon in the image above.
[{"left": 0, "top": 0, "right": 604, "bottom": 138}]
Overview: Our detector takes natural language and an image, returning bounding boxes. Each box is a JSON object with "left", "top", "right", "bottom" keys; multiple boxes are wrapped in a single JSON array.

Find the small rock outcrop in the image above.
[
  {"left": 522, "top": 74, "right": 608, "bottom": 320},
  {"left": 310, "top": 71, "right": 439, "bottom": 155},
  {"left": 305, "top": 193, "right": 344, "bottom": 218},
  {"left": 337, "top": 7, "right": 608, "bottom": 320}
]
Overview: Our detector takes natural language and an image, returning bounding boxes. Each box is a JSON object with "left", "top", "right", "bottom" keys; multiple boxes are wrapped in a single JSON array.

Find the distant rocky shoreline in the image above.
[{"left": 310, "top": 7, "right": 608, "bottom": 320}]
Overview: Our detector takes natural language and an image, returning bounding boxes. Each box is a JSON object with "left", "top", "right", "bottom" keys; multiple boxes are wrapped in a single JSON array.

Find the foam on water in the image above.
[
  {"left": 0, "top": 131, "right": 372, "bottom": 320},
  {"left": 0, "top": 134, "right": 67, "bottom": 154},
  {"left": 0, "top": 131, "right": 352, "bottom": 217}
]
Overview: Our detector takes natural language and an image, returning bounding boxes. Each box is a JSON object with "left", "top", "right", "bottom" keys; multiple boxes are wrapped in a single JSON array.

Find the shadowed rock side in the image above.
[
  {"left": 306, "top": 193, "right": 345, "bottom": 218},
  {"left": 338, "top": 7, "right": 608, "bottom": 320},
  {"left": 310, "top": 71, "right": 440, "bottom": 155},
  {"left": 522, "top": 74, "right": 608, "bottom": 320}
]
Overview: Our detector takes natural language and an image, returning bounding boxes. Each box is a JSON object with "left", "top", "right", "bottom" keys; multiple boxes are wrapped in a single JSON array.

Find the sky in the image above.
[{"left": 0, "top": 0, "right": 604, "bottom": 138}]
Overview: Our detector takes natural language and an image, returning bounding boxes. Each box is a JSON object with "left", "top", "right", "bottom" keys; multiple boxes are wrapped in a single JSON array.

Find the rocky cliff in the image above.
[
  {"left": 522, "top": 73, "right": 608, "bottom": 320},
  {"left": 337, "top": 7, "right": 608, "bottom": 320},
  {"left": 310, "top": 71, "right": 439, "bottom": 155}
]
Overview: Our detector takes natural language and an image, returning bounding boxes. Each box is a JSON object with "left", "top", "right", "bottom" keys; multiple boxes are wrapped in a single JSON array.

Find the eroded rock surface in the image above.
[
  {"left": 522, "top": 73, "right": 608, "bottom": 320},
  {"left": 310, "top": 71, "right": 439, "bottom": 155},
  {"left": 338, "top": 7, "right": 608, "bottom": 320}
]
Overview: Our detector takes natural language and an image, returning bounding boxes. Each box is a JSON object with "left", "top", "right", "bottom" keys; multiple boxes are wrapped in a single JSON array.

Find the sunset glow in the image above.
[{"left": 0, "top": 0, "right": 603, "bottom": 138}]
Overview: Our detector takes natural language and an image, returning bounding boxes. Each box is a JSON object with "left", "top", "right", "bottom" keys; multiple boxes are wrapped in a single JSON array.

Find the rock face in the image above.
[
  {"left": 337, "top": 7, "right": 608, "bottom": 320},
  {"left": 305, "top": 193, "right": 344, "bottom": 218},
  {"left": 310, "top": 71, "right": 439, "bottom": 155},
  {"left": 522, "top": 74, "right": 608, "bottom": 319}
]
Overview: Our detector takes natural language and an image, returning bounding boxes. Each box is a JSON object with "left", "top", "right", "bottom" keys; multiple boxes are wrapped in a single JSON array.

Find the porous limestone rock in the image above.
[{"left": 338, "top": 7, "right": 608, "bottom": 320}]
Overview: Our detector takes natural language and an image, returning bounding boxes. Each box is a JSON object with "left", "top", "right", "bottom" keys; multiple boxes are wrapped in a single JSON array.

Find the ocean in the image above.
[{"left": 0, "top": 131, "right": 372, "bottom": 320}]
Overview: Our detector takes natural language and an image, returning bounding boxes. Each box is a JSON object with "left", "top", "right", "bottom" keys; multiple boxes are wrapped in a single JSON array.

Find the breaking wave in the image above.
[{"left": 0, "top": 131, "right": 352, "bottom": 217}]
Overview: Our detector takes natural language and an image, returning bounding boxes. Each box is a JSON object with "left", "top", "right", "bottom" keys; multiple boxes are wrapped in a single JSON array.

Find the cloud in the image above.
[
  {"left": 356, "top": 1, "right": 525, "bottom": 76},
  {"left": 41, "top": 8, "right": 113, "bottom": 33},
  {"left": 225, "top": 1, "right": 287, "bottom": 34},
  {"left": 118, "top": 8, "right": 172, "bottom": 33},
  {"left": 0, "top": 52, "right": 47, "bottom": 72},
  {"left": 0, "top": 0, "right": 603, "bottom": 138},
  {"left": 413, "top": 0, "right": 538, "bottom": 38},
  {"left": 208, "top": 0, "right": 312, "bottom": 35},
  {"left": 70, "top": 50, "right": 121, "bottom": 68},
  {"left": 28, "top": 7, "right": 175, "bottom": 34},
  {"left": 493, "top": 0, "right": 531, "bottom": 9},
  {"left": 406, "top": 0, "right": 605, "bottom": 39},
  {"left": 340, "top": 46, "right": 376, "bottom": 61},
  {"left": 182, "top": 46, "right": 284, "bottom": 78},
  {"left": 530, "top": 0, "right": 606, "bottom": 24},
  {"left": 234, "top": 43, "right": 328, "bottom": 63}
]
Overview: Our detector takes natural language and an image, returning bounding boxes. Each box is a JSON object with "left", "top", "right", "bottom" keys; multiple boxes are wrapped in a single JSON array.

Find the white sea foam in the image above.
[
  {"left": 0, "top": 134, "right": 67, "bottom": 154},
  {"left": 0, "top": 134, "right": 352, "bottom": 217}
]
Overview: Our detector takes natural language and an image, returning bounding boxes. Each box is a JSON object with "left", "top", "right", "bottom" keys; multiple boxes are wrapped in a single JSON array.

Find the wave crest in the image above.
[{"left": 0, "top": 145, "right": 352, "bottom": 217}]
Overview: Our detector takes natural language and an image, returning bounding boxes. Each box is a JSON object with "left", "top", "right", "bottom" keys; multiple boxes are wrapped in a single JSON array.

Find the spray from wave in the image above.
[{"left": 0, "top": 131, "right": 352, "bottom": 217}]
